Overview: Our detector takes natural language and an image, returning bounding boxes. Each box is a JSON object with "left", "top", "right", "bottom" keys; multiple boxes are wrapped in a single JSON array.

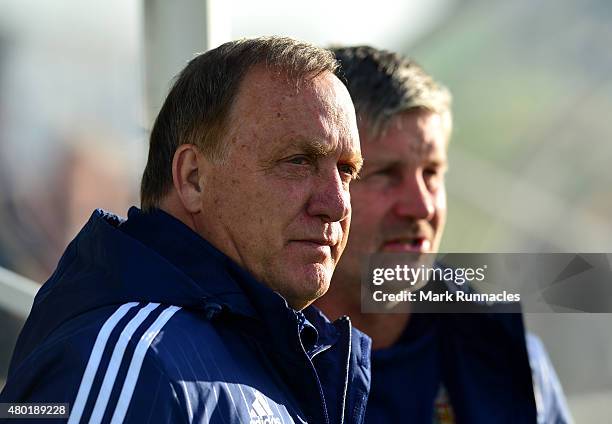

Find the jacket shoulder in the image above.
[
  {"left": 1, "top": 303, "right": 189, "bottom": 422},
  {"left": 2, "top": 302, "right": 304, "bottom": 423}
]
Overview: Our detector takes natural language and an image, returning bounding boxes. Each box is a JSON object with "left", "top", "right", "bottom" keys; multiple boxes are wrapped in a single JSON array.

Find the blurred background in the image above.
[{"left": 0, "top": 0, "right": 610, "bottom": 420}]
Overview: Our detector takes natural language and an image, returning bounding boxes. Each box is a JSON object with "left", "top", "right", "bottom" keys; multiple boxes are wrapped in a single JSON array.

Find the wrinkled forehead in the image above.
[
  {"left": 230, "top": 67, "right": 360, "bottom": 157},
  {"left": 303, "top": 72, "right": 361, "bottom": 155}
]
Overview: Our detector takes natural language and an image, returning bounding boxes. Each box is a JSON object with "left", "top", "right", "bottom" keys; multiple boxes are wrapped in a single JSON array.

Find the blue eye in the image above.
[
  {"left": 424, "top": 168, "right": 438, "bottom": 177},
  {"left": 338, "top": 164, "right": 358, "bottom": 179},
  {"left": 288, "top": 156, "right": 309, "bottom": 165},
  {"left": 424, "top": 167, "right": 447, "bottom": 182}
]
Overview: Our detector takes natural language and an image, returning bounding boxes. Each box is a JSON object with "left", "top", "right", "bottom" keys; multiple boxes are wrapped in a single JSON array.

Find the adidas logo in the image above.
[{"left": 249, "top": 391, "right": 282, "bottom": 424}]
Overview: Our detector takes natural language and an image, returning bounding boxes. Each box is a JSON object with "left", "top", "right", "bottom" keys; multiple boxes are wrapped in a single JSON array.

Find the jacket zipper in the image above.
[
  {"left": 295, "top": 310, "right": 330, "bottom": 424},
  {"left": 338, "top": 316, "right": 351, "bottom": 424}
]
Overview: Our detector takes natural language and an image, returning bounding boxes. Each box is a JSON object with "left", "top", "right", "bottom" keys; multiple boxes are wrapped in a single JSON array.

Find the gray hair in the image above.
[{"left": 331, "top": 45, "right": 451, "bottom": 138}]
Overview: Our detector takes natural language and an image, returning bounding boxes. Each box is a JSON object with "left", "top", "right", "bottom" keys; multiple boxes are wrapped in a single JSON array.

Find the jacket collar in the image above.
[
  {"left": 120, "top": 207, "right": 340, "bottom": 348},
  {"left": 118, "top": 206, "right": 260, "bottom": 317}
]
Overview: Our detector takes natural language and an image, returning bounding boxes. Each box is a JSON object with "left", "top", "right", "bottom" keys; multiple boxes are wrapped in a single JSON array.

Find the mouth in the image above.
[
  {"left": 291, "top": 236, "right": 336, "bottom": 246},
  {"left": 289, "top": 238, "right": 336, "bottom": 256},
  {"left": 381, "top": 237, "right": 431, "bottom": 253}
]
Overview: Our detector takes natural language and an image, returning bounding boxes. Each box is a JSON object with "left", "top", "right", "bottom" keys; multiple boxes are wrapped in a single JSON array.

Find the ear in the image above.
[{"left": 171, "top": 144, "right": 207, "bottom": 213}]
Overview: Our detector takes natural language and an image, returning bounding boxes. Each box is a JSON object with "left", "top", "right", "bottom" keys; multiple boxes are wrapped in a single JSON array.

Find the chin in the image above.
[{"left": 286, "top": 262, "right": 332, "bottom": 309}]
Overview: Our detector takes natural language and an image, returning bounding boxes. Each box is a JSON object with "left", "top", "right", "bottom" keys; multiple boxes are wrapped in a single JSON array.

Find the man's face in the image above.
[
  {"left": 333, "top": 109, "right": 449, "bottom": 286},
  {"left": 196, "top": 67, "right": 362, "bottom": 310}
]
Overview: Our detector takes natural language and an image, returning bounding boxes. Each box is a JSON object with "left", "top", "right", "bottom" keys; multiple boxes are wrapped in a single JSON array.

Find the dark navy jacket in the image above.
[
  {"left": 365, "top": 313, "right": 535, "bottom": 423},
  {"left": 365, "top": 312, "right": 572, "bottom": 423},
  {"left": 1, "top": 208, "right": 371, "bottom": 424}
]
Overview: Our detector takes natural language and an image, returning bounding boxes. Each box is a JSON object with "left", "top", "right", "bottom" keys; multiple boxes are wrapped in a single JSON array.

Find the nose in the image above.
[
  {"left": 394, "top": 172, "right": 435, "bottom": 220},
  {"left": 306, "top": 168, "right": 351, "bottom": 223}
]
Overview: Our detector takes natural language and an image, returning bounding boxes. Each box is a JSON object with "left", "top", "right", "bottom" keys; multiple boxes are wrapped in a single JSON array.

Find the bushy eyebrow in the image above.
[
  {"left": 426, "top": 158, "right": 448, "bottom": 169},
  {"left": 350, "top": 152, "right": 364, "bottom": 174},
  {"left": 288, "top": 137, "right": 334, "bottom": 157},
  {"left": 361, "top": 157, "right": 447, "bottom": 177},
  {"left": 285, "top": 137, "right": 363, "bottom": 170}
]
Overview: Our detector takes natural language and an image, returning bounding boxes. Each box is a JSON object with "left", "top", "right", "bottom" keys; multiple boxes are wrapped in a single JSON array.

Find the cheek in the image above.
[
  {"left": 433, "top": 187, "right": 447, "bottom": 228},
  {"left": 210, "top": 172, "right": 268, "bottom": 234},
  {"left": 436, "top": 185, "right": 447, "bottom": 211},
  {"left": 250, "top": 180, "right": 313, "bottom": 245},
  {"left": 336, "top": 216, "right": 351, "bottom": 253},
  {"left": 270, "top": 179, "right": 315, "bottom": 219},
  {"left": 247, "top": 189, "right": 283, "bottom": 233},
  {"left": 344, "top": 197, "right": 388, "bottom": 251},
  {"left": 350, "top": 187, "right": 393, "bottom": 227}
]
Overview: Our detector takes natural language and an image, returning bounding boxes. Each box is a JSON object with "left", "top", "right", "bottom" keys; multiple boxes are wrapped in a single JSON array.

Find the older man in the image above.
[
  {"left": 316, "top": 46, "right": 572, "bottom": 423},
  {"left": 1, "top": 37, "right": 370, "bottom": 424}
]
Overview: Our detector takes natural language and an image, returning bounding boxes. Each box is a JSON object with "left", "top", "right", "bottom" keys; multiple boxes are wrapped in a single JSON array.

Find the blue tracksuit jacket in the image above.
[
  {"left": 0, "top": 208, "right": 371, "bottom": 424},
  {"left": 365, "top": 312, "right": 572, "bottom": 423}
]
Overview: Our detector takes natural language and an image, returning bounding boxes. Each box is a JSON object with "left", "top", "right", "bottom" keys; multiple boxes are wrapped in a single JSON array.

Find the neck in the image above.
[{"left": 316, "top": 281, "right": 411, "bottom": 350}]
